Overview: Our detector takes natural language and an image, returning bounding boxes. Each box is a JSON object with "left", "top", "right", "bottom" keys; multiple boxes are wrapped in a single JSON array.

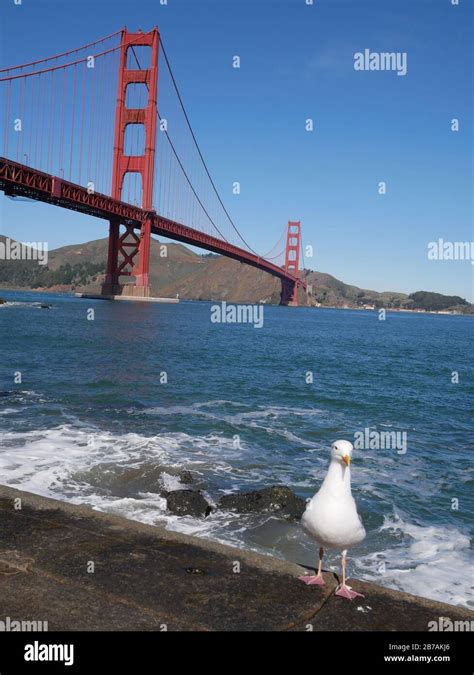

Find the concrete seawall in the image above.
[{"left": 0, "top": 485, "right": 472, "bottom": 631}]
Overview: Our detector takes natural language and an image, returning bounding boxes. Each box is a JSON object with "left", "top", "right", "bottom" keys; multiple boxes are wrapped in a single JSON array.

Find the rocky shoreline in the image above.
[
  {"left": 74, "top": 460, "right": 306, "bottom": 521},
  {"left": 165, "top": 484, "right": 306, "bottom": 520},
  {"left": 164, "top": 464, "right": 306, "bottom": 521}
]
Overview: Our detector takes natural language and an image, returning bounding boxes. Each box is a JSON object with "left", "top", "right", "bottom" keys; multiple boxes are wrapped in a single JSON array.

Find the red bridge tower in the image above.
[
  {"left": 102, "top": 28, "right": 159, "bottom": 298},
  {"left": 281, "top": 220, "right": 301, "bottom": 305}
]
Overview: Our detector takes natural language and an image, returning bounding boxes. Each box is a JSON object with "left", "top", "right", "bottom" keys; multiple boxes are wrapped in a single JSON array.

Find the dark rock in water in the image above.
[
  {"left": 218, "top": 486, "right": 305, "bottom": 520},
  {"left": 116, "top": 464, "right": 194, "bottom": 491},
  {"left": 165, "top": 490, "right": 212, "bottom": 518},
  {"left": 72, "top": 462, "right": 194, "bottom": 498},
  {"left": 40, "top": 304, "right": 52, "bottom": 309},
  {"left": 0, "top": 298, "right": 6, "bottom": 304}
]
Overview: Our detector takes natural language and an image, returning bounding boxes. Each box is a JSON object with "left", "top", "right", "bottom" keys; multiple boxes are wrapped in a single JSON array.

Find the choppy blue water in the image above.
[{"left": 1, "top": 290, "right": 473, "bottom": 608}]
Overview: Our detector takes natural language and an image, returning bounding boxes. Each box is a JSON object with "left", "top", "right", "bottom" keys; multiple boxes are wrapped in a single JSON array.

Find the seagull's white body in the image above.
[
  {"left": 301, "top": 451, "right": 366, "bottom": 550},
  {"left": 299, "top": 440, "right": 366, "bottom": 599}
]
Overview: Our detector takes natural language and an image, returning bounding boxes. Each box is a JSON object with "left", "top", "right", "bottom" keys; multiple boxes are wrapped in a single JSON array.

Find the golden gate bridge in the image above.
[{"left": 0, "top": 28, "right": 306, "bottom": 305}]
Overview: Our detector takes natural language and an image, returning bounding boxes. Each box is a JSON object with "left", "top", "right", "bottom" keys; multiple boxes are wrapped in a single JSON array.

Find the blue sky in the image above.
[{"left": 1, "top": 0, "right": 472, "bottom": 300}]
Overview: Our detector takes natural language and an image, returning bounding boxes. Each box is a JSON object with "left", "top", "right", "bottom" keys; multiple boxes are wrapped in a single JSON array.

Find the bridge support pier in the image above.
[
  {"left": 101, "top": 218, "right": 152, "bottom": 298},
  {"left": 102, "top": 220, "right": 120, "bottom": 294},
  {"left": 280, "top": 278, "right": 298, "bottom": 306},
  {"left": 132, "top": 218, "right": 151, "bottom": 295}
]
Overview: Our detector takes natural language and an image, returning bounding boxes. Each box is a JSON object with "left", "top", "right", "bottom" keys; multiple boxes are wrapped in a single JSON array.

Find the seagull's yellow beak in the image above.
[{"left": 343, "top": 455, "right": 351, "bottom": 467}]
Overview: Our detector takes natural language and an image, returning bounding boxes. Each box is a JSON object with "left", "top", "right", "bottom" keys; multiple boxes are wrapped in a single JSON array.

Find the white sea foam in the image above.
[
  {"left": 143, "top": 401, "right": 326, "bottom": 440},
  {"left": 0, "top": 301, "right": 46, "bottom": 309},
  {"left": 357, "top": 513, "right": 473, "bottom": 609},
  {"left": 82, "top": 493, "right": 168, "bottom": 525}
]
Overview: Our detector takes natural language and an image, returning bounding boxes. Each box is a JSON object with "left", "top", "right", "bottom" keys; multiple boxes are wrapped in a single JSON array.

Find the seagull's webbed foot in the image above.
[
  {"left": 335, "top": 583, "right": 364, "bottom": 600},
  {"left": 299, "top": 547, "right": 326, "bottom": 586},
  {"left": 298, "top": 573, "right": 325, "bottom": 586},
  {"left": 298, "top": 574, "right": 325, "bottom": 586}
]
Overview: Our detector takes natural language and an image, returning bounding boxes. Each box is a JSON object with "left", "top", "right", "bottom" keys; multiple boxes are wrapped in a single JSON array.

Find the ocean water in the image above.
[{"left": 0, "top": 289, "right": 473, "bottom": 609}]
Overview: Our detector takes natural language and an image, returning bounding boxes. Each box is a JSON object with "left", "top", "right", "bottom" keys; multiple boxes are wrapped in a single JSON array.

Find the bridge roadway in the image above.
[{"left": 0, "top": 157, "right": 305, "bottom": 291}]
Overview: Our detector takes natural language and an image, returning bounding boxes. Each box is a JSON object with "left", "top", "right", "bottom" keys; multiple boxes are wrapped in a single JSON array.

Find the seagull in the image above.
[{"left": 299, "top": 440, "right": 366, "bottom": 600}]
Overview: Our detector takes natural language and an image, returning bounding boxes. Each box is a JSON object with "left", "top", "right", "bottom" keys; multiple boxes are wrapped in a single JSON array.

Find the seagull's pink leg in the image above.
[
  {"left": 335, "top": 549, "right": 364, "bottom": 600},
  {"left": 299, "top": 546, "right": 325, "bottom": 585}
]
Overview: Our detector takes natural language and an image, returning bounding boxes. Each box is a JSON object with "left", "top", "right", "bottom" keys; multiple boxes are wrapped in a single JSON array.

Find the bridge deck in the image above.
[{"left": 0, "top": 157, "right": 304, "bottom": 287}]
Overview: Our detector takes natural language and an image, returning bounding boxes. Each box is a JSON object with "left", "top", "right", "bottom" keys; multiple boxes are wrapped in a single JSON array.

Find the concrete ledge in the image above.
[
  {"left": 0, "top": 485, "right": 472, "bottom": 631},
  {"left": 74, "top": 293, "right": 179, "bottom": 303}
]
